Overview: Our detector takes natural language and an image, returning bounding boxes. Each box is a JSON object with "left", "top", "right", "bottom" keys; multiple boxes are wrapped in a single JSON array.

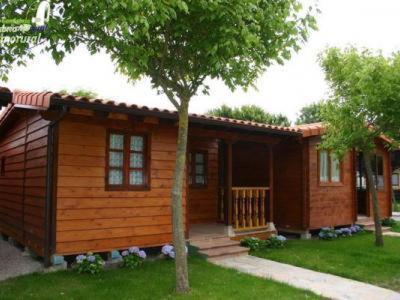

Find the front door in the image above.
[{"left": 356, "top": 152, "right": 368, "bottom": 215}]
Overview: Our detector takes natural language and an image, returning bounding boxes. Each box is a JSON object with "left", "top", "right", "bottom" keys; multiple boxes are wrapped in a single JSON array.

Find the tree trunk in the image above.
[
  {"left": 171, "top": 98, "right": 190, "bottom": 293},
  {"left": 363, "top": 151, "right": 384, "bottom": 247}
]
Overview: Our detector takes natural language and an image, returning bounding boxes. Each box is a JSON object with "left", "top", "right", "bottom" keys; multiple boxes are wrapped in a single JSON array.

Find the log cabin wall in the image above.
[
  {"left": 308, "top": 137, "right": 355, "bottom": 229},
  {"left": 0, "top": 111, "right": 50, "bottom": 256},
  {"left": 273, "top": 139, "right": 304, "bottom": 231},
  {"left": 55, "top": 110, "right": 185, "bottom": 255},
  {"left": 188, "top": 136, "right": 219, "bottom": 224}
]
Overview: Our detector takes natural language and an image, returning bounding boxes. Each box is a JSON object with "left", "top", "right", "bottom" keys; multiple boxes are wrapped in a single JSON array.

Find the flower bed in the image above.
[
  {"left": 240, "top": 235, "right": 287, "bottom": 251},
  {"left": 75, "top": 252, "right": 105, "bottom": 274},
  {"left": 319, "top": 225, "right": 364, "bottom": 240},
  {"left": 121, "top": 247, "right": 147, "bottom": 269}
]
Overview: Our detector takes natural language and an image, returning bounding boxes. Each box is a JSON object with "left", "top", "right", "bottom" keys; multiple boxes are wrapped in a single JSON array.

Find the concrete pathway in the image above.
[
  {"left": 384, "top": 231, "right": 400, "bottom": 237},
  {"left": 212, "top": 255, "right": 400, "bottom": 300},
  {"left": 392, "top": 212, "right": 400, "bottom": 222},
  {"left": 0, "top": 239, "right": 43, "bottom": 281}
]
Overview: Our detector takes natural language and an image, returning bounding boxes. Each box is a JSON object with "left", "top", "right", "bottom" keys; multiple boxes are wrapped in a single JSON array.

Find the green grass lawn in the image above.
[
  {"left": 253, "top": 233, "right": 400, "bottom": 291},
  {"left": 0, "top": 255, "right": 321, "bottom": 300},
  {"left": 391, "top": 221, "right": 400, "bottom": 232},
  {"left": 393, "top": 201, "right": 400, "bottom": 212}
]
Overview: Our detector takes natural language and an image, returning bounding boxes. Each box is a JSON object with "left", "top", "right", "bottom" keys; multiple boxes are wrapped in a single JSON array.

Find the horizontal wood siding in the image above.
[
  {"left": 55, "top": 116, "right": 184, "bottom": 255},
  {"left": 273, "top": 140, "right": 304, "bottom": 230},
  {"left": 0, "top": 112, "right": 49, "bottom": 256},
  {"left": 188, "top": 137, "right": 219, "bottom": 224},
  {"left": 308, "top": 137, "right": 355, "bottom": 229}
]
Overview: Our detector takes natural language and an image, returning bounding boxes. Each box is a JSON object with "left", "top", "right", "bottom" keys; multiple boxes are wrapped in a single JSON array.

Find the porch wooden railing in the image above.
[{"left": 232, "top": 187, "right": 269, "bottom": 230}]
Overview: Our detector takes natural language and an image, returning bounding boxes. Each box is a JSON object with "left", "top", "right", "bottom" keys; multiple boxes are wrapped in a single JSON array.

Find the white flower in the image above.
[
  {"left": 162, "top": 244, "right": 174, "bottom": 255},
  {"left": 138, "top": 250, "right": 147, "bottom": 259},
  {"left": 128, "top": 247, "right": 139, "bottom": 254},
  {"left": 276, "top": 235, "right": 287, "bottom": 242},
  {"left": 168, "top": 251, "right": 175, "bottom": 259}
]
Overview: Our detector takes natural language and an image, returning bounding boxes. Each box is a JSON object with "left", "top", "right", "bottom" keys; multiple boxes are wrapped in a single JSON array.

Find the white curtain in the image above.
[
  {"left": 330, "top": 154, "right": 341, "bottom": 182},
  {"left": 319, "top": 150, "right": 329, "bottom": 182}
]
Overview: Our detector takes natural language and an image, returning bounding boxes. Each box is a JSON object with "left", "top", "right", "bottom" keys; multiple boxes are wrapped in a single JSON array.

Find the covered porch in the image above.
[{"left": 187, "top": 126, "right": 290, "bottom": 239}]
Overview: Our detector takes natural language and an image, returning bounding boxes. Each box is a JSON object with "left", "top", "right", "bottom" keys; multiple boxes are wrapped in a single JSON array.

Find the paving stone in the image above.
[
  {"left": 212, "top": 255, "right": 400, "bottom": 300},
  {"left": 0, "top": 239, "right": 43, "bottom": 281}
]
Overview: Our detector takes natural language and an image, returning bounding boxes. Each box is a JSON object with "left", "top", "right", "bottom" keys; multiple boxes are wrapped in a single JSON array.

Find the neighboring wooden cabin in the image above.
[
  {"left": 274, "top": 123, "right": 392, "bottom": 235},
  {"left": 0, "top": 88, "right": 393, "bottom": 264}
]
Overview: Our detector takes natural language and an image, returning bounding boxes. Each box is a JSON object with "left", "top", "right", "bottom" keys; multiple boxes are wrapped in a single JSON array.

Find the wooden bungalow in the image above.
[
  {"left": 276, "top": 123, "right": 392, "bottom": 236},
  {"left": 0, "top": 88, "right": 392, "bottom": 265}
]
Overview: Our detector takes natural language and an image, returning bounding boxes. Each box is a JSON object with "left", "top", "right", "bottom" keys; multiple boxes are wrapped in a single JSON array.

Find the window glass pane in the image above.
[
  {"left": 392, "top": 174, "right": 399, "bottom": 186},
  {"left": 377, "top": 156, "right": 383, "bottom": 175},
  {"left": 195, "top": 175, "right": 205, "bottom": 185},
  {"left": 109, "top": 151, "right": 123, "bottom": 167},
  {"left": 109, "top": 170, "right": 123, "bottom": 185},
  {"left": 130, "top": 170, "right": 144, "bottom": 185},
  {"left": 319, "top": 150, "right": 329, "bottom": 182},
  {"left": 131, "top": 136, "right": 144, "bottom": 151},
  {"left": 371, "top": 156, "right": 377, "bottom": 175},
  {"left": 110, "top": 134, "right": 124, "bottom": 150},
  {"left": 130, "top": 153, "right": 143, "bottom": 168},
  {"left": 195, "top": 164, "right": 204, "bottom": 175},
  {"left": 330, "top": 154, "right": 341, "bottom": 182},
  {"left": 377, "top": 175, "right": 384, "bottom": 188},
  {"left": 195, "top": 153, "right": 204, "bottom": 163}
]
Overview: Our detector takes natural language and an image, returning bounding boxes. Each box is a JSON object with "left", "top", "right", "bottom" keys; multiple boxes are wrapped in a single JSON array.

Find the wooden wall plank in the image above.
[
  {"left": 55, "top": 117, "right": 185, "bottom": 255},
  {"left": 0, "top": 111, "right": 48, "bottom": 257}
]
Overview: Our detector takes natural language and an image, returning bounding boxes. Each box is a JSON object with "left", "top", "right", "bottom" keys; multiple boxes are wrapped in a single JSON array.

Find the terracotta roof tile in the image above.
[
  {"left": 51, "top": 91, "right": 299, "bottom": 133},
  {"left": 12, "top": 90, "right": 52, "bottom": 109},
  {"left": 294, "top": 122, "right": 325, "bottom": 137},
  {"left": 1, "top": 87, "right": 301, "bottom": 135}
]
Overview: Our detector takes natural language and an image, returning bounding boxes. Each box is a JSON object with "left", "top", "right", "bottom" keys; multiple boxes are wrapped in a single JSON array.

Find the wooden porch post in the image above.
[
  {"left": 269, "top": 145, "right": 274, "bottom": 223},
  {"left": 226, "top": 141, "right": 233, "bottom": 226}
]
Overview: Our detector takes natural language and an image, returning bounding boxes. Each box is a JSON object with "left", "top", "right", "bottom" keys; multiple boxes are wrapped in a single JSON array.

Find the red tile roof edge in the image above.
[
  {"left": 1, "top": 88, "right": 302, "bottom": 134},
  {"left": 294, "top": 122, "right": 325, "bottom": 137}
]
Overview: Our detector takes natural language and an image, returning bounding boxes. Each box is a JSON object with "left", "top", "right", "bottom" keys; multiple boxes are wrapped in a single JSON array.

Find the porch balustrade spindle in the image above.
[
  {"left": 231, "top": 187, "right": 269, "bottom": 230},
  {"left": 233, "top": 189, "right": 239, "bottom": 228},
  {"left": 260, "top": 189, "right": 265, "bottom": 226},
  {"left": 248, "top": 190, "right": 253, "bottom": 227},
  {"left": 241, "top": 190, "right": 246, "bottom": 227}
]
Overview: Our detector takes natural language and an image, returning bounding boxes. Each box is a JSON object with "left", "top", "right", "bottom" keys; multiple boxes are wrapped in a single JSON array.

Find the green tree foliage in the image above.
[
  {"left": 58, "top": 89, "right": 98, "bottom": 98},
  {"left": 320, "top": 47, "right": 400, "bottom": 247},
  {"left": 296, "top": 101, "right": 325, "bottom": 125},
  {"left": 1, "top": 0, "right": 317, "bottom": 292},
  {"left": 208, "top": 104, "right": 290, "bottom": 127}
]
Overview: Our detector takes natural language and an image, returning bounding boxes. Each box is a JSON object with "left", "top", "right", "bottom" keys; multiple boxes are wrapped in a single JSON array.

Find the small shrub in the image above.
[
  {"left": 265, "top": 235, "right": 287, "bottom": 249},
  {"left": 161, "top": 244, "right": 188, "bottom": 259},
  {"left": 318, "top": 227, "right": 338, "bottom": 240},
  {"left": 121, "top": 247, "right": 147, "bottom": 269},
  {"left": 240, "top": 237, "right": 266, "bottom": 250},
  {"left": 382, "top": 218, "right": 397, "bottom": 227},
  {"left": 75, "top": 252, "right": 105, "bottom": 274}
]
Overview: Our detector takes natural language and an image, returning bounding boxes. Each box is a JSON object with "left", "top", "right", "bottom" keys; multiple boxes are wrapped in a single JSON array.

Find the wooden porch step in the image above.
[
  {"left": 200, "top": 245, "right": 249, "bottom": 259},
  {"left": 190, "top": 237, "right": 249, "bottom": 260},
  {"left": 363, "top": 225, "right": 392, "bottom": 233},
  {"left": 356, "top": 218, "right": 375, "bottom": 227},
  {"left": 191, "top": 237, "right": 240, "bottom": 251},
  {"left": 356, "top": 219, "right": 392, "bottom": 232}
]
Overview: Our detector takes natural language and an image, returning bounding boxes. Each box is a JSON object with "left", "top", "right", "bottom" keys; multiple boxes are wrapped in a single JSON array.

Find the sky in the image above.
[{"left": 2, "top": 0, "right": 400, "bottom": 123}]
